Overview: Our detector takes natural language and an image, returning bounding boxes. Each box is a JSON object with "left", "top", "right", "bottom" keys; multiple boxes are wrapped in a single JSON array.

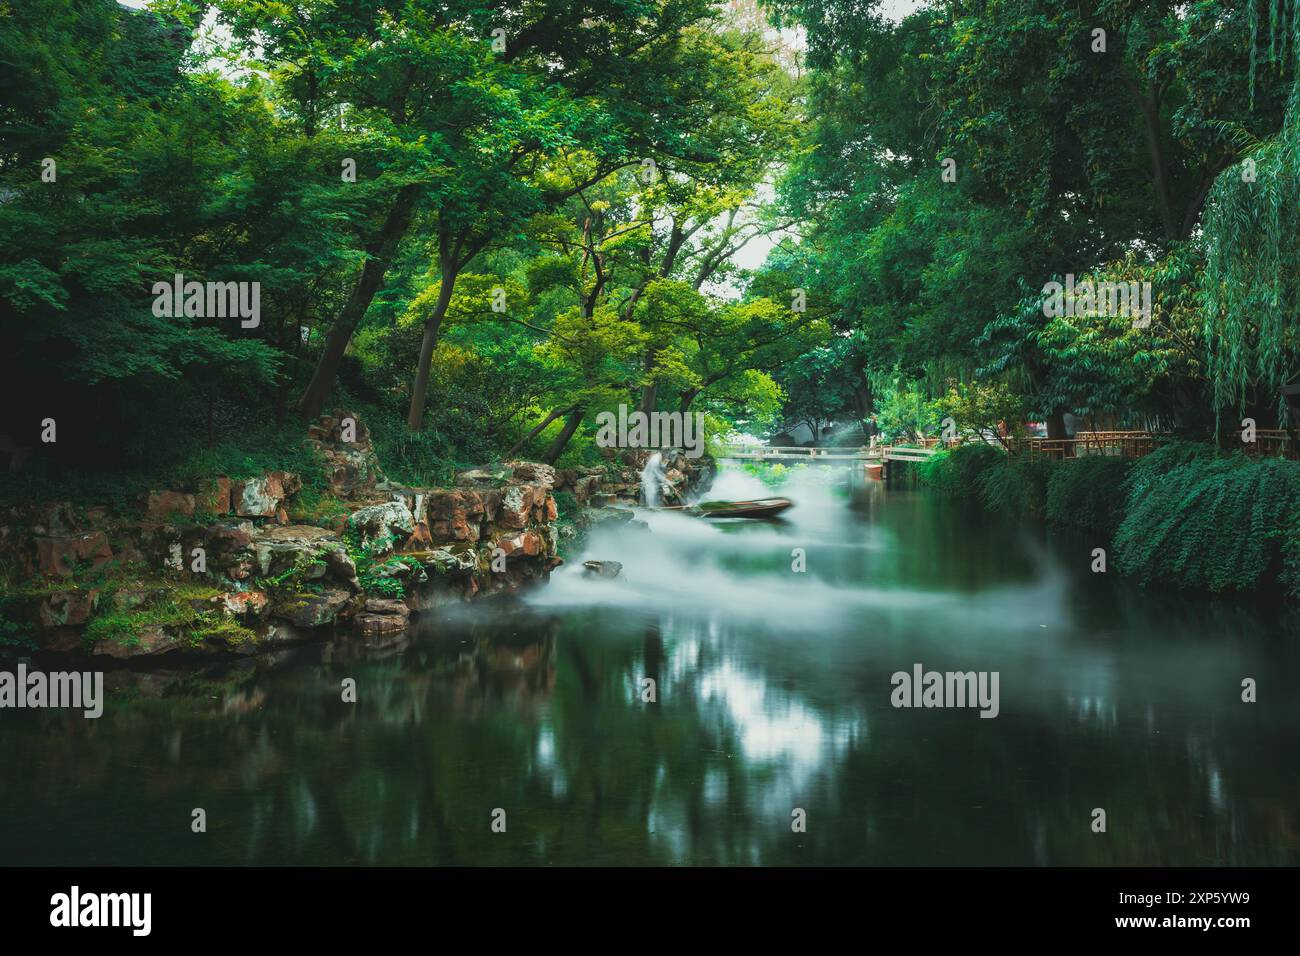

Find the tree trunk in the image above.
[
  {"left": 406, "top": 251, "right": 460, "bottom": 432},
  {"left": 504, "top": 406, "right": 570, "bottom": 459},
  {"left": 638, "top": 363, "right": 658, "bottom": 417},
  {"left": 1136, "top": 82, "right": 1178, "bottom": 241},
  {"left": 1046, "top": 408, "right": 1073, "bottom": 457},
  {"left": 297, "top": 184, "right": 420, "bottom": 423},
  {"left": 678, "top": 388, "right": 700, "bottom": 413},
  {"left": 541, "top": 406, "right": 585, "bottom": 465}
]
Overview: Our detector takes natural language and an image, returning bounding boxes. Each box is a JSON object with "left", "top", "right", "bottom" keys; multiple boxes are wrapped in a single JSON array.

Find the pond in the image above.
[{"left": 2, "top": 464, "right": 1298, "bottom": 865}]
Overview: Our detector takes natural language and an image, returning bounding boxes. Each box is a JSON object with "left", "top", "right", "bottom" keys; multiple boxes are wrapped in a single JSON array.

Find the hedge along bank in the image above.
[{"left": 915, "top": 440, "right": 1300, "bottom": 599}]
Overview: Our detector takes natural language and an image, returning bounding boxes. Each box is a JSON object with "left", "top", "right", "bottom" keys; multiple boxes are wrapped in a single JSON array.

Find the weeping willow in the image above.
[
  {"left": 1249, "top": 0, "right": 1300, "bottom": 105},
  {"left": 1200, "top": 80, "right": 1300, "bottom": 423}
]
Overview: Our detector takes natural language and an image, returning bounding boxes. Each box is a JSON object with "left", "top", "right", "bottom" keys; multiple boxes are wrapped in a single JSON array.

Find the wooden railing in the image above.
[
  {"left": 716, "top": 444, "right": 937, "bottom": 462},
  {"left": 721, "top": 429, "right": 1299, "bottom": 465},
  {"left": 717, "top": 445, "right": 873, "bottom": 461},
  {"left": 1250, "top": 429, "right": 1294, "bottom": 458},
  {"left": 1016, "top": 431, "right": 1160, "bottom": 461},
  {"left": 1013, "top": 429, "right": 1298, "bottom": 461}
]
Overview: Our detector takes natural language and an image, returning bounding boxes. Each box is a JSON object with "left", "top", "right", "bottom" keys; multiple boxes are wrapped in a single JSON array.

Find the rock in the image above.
[
  {"left": 590, "top": 507, "right": 636, "bottom": 526},
  {"left": 353, "top": 598, "right": 410, "bottom": 638},
  {"left": 369, "top": 557, "right": 427, "bottom": 587},
  {"left": 425, "top": 489, "right": 486, "bottom": 542},
  {"left": 324, "top": 547, "right": 359, "bottom": 589},
  {"left": 31, "top": 502, "right": 78, "bottom": 536},
  {"left": 272, "top": 587, "right": 354, "bottom": 629},
  {"left": 505, "top": 461, "right": 557, "bottom": 488},
  {"left": 204, "top": 520, "right": 256, "bottom": 580},
  {"left": 109, "top": 589, "right": 150, "bottom": 611},
  {"left": 261, "top": 621, "right": 312, "bottom": 646},
  {"left": 497, "top": 484, "right": 533, "bottom": 530},
  {"left": 93, "top": 626, "right": 183, "bottom": 660},
  {"left": 144, "top": 490, "right": 196, "bottom": 520},
  {"left": 564, "top": 472, "right": 602, "bottom": 503},
  {"left": 403, "top": 492, "right": 435, "bottom": 548},
  {"left": 347, "top": 500, "right": 416, "bottom": 552},
  {"left": 456, "top": 467, "right": 509, "bottom": 486},
  {"left": 418, "top": 548, "right": 479, "bottom": 575},
  {"left": 233, "top": 471, "right": 302, "bottom": 517},
  {"left": 582, "top": 560, "right": 623, "bottom": 579},
  {"left": 33, "top": 531, "right": 113, "bottom": 577},
  {"left": 197, "top": 477, "right": 232, "bottom": 515},
  {"left": 212, "top": 590, "right": 268, "bottom": 620},
  {"left": 250, "top": 524, "right": 339, "bottom": 578},
  {"left": 308, "top": 409, "right": 387, "bottom": 498},
  {"left": 498, "top": 532, "right": 544, "bottom": 558},
  {"left": 39, "top": 588, "right": 100, "bottom": 627}
]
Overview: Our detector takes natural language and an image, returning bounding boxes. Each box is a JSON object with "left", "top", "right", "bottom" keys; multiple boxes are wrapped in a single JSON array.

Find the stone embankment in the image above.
[{"left": 0, "top": 412, "right": 564, "bottom": 660}]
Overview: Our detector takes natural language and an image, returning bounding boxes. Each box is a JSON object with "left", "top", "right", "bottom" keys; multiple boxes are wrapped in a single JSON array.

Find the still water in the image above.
[{"left": 3, "top": 465, "right": 1298, "bottom": 865}]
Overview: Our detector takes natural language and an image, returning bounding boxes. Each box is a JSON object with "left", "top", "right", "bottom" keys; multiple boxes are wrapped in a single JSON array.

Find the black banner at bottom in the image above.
[{"left": 0, "top": 866, "right": 1290, "bottom": 940}]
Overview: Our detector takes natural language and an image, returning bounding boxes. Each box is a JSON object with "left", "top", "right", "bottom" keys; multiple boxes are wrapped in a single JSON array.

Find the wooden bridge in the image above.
[
  {"left": 719, "top": 429, "right": 1300, "bottom": 465},
  {"left": 716, "top": 443, "right": 938, "bottom": 463}
]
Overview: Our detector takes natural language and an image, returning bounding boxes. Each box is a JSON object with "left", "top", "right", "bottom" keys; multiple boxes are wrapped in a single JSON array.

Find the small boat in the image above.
[{"left": 665, "top": 497, "right": 793, "bottom": 519}]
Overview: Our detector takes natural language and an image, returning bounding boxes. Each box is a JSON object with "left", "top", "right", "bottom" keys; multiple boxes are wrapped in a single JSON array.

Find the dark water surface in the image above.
[{"left": 3, "top": 467, "right": 1298, "bottom": 865}]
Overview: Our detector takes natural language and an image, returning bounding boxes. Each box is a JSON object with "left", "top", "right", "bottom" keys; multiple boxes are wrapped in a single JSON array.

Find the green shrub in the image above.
[
  {"left": 1282, "top": 514, "right": 1300, "bottom": 599},
  {"left": 915, "top": 443, "right": 1003, "bottom": 498},
  {"left": 1120, "top": 440, "right": 1217, "bottom": 504},
  {"left": 1115, "top": 453, "right": 1300, "bottom": 593},
  {"left": 975, "top": 456, "right": 1053, "bottom": 515},
  {"left": 1045, "top": 455, "right": 1133, "bottom": 534},
  {"left": 341, "top": 522, "right": 425, "bottom": 600}
]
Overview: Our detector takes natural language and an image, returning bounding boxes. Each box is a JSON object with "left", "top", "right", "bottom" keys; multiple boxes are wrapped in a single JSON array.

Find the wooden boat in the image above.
[
  {"left": 865, "top": 462, "right": 884, "bottom": 480},
  {"left": 660, "top": 497, "right": 793, "bottom": 519}
]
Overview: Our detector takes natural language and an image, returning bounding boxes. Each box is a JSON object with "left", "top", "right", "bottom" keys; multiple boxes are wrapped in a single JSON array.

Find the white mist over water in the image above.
[
  {"left": 531, "top": 461, "right": 1075, "bottom": 640},
  {"left": 539, "top": 466, "right": 886, "bottom": 621}
]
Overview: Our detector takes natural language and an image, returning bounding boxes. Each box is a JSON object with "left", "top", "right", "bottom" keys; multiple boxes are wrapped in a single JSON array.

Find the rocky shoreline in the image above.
[{"left": 0, "top": 412, "right": 715, "bottom": 664}]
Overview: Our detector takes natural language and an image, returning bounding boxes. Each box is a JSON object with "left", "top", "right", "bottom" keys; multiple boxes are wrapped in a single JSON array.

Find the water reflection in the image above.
[{"left": 1, "top": 465, "right": 1298, "bottom": 865}]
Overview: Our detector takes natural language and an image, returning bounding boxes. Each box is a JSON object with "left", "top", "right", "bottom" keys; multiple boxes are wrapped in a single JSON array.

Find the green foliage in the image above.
[
  {"left": 1201, "top": 82, "right": 1300, "bottom": 421},
  {"left": 914, "top": 443, "right": 1002, "bottom": 499},
  {"left": 872, "top": 376, "right": 939, "bottom": 443},
  {"left": 341, "top": 525, "right": 424, "bottom": 600},
  {"left": 0, "top": 420, "right": 326, "bottom": 515},
  {"left": 974, "top": 457, "right": 1053, "bottom": 517},
  {"left": 84, "top": 598, "right": 254, "bottom": 649},
  {"left": 1044, "top": 456, "right": 1133, "bottom": 535},
  {"left": 1115, "top": 452, "right": 1300, "bottom": 593},
  {"left": 934, "top": 380, "right": 1025, "bottom": 447},
  {"left": 1120, "top": 441, "right": 1219, "bottom": 504}
]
